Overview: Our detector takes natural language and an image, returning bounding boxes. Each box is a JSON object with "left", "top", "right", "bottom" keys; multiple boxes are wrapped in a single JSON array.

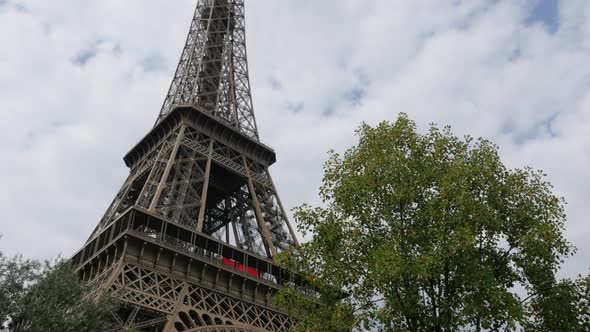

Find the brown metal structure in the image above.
[{"left": 71, "top": 1, "right": 307, "bottom": 331}]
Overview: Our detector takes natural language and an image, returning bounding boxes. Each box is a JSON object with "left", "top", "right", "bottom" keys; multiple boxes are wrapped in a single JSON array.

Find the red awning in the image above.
[{"left": 222, "top": 257, "right": 260, "bottom": 277}]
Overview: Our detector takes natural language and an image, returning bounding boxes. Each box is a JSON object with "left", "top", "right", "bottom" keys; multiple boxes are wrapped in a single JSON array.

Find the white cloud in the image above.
[{"left": 0, "top": 0, "right": 588, "bottom": 278}]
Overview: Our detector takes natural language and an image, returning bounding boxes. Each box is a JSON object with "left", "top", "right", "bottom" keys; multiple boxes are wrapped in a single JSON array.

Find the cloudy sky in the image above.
[{"left": 1, "top": 0, "right": 589, "bottom": 278}]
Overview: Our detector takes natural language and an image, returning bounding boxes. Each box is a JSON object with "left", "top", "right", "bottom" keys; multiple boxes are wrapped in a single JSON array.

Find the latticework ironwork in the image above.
[
  {"left": 71, "top": 1, "right": 307, "bottom": 331},
  {"left": 158, "top": 0, "right": 259, "bottom": 140},
  {"left": 89, "top": 0, "right": 297, "bottom": 260},
  {"left": 105, "top": 263, "right": 291, "bottom": 331},
  {"left": 87, "top": 261, "right": 291, "bottom": 331}
]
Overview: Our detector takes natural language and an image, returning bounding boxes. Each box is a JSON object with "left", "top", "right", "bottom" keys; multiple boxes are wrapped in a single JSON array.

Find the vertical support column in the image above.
[
  {"left": 196, "top": 140, "right": 215, "bottom": 232},
  {"left": 149, "top": 125, "right": 187, "bottom": 212},
  {"left": 231, "top": 198, "right": 241, "bottom": 247},
  {"left": 136, "top": 135, "right": 174, "bottom": 209},
  {"left": 97, "top": 259, "right": 125, "bottom": 296},
  {"left": 243, "top": 157, "right": 277, "bottom": 257},
  {"left": 232, "top": 221, "right": 240, "bottom": 248},
  {"left": 267, "top": 172, "right": 299, "bottom": 246},
  {"left": 163, "top": 283, "right": 190, "bottom": 332},
  {"left": 229, "top": 41, "right": 240, "bottom": 129},
  {"left": 189, "top": 1, "right": 217, "bottom": 103}
]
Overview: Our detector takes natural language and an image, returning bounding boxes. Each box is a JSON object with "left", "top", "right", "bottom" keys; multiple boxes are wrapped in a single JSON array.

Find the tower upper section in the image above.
[{"left": 157, "top": 0, "right": 259, "bottom": 140}]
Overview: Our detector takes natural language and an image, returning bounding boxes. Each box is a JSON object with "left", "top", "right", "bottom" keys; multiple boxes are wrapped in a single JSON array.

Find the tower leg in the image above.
[{"left": 162, "top": 284, "right": 190, "bottom": 332}]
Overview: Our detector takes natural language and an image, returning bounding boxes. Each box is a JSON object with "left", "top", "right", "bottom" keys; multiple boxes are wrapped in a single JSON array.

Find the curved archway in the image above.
[
  {"left": 201, "top": 313, "right": 213, "bottom": 326},
  {"left": 174, "top": 321, "right": 187, "bottom": 331},
  {"left": 185, "top": 326, "right": 269, "bottom": 332},
  {"left": 179, "top": 311, "right": 195, "bottom": 329}
]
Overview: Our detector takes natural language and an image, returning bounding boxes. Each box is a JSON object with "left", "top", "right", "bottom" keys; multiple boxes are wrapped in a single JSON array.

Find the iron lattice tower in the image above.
[{"left": 71, "top": 1, "right": 307, "bottom": 331}]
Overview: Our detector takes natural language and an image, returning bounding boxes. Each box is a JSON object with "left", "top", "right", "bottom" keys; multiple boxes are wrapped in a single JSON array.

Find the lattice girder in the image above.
[
  {"left": 90, "top": 107, "right": 297, "bottom": 260},
  {"left": 159, "top": 0, "right": 258, "bottom": 140},
  {"left": 76, "top": 0, "right": 304, "bottom": 329},
  {"left": 92, "top": 260, "right": 291, "bottom": 332}
]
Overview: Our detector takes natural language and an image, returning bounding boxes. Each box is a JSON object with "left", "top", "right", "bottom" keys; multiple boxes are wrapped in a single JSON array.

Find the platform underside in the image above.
[
  {"left": 92, "top": 260, "right": 290, "bottom": 332},
  {"left": 72, "top": 208, "right": 308, "bottom": 332}
]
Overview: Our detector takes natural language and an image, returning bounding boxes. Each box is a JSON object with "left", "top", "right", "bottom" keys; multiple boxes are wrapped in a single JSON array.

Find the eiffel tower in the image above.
[{"left": 71, "top": 1, "right": 305, "bottom": 331}]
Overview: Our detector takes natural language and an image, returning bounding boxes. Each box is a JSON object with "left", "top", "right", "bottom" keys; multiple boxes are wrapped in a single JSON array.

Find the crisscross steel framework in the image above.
[
  {"left": 158, "top": 0, "right": 259, "bottom": 140},
  {"left": 72, "top": 1, "right": 304, "bottom": 331},
  {"left": 88, "top": 0, "right": 297, "bottom": 260}
]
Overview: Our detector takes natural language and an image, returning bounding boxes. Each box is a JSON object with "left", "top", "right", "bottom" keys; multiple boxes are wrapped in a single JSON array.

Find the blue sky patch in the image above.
[
  {"left": 286, "top": 101, "right": 304, "bottom": 114},
  {"left": 346, "top": 87, "right": 365, "bottom": 107},
  {"left": 14, "top": 3, "right": 27, "bottom": 12},
  {"left": 141, "top": 53, "right": 166, "bottom": 72},
  {"left": 73, "top": 46, "right": 98, "bottom": 66},
  {"left": 525, "top": 0, "right": 559, "bottom": 33},
  {"left": 508, "top": 47, "right": 522, "bottom": 62},
  {"left": 270, "top": 77, "right": 282, "bottom": 90},
  {"left": 501, "top": 112, "right": 558, "bottom": 144},
  {"left": 73, "top": 40, "right": 121, "bottom": 66}
]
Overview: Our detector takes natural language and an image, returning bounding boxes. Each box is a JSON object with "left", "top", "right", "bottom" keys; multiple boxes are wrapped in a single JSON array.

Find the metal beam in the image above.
[
  {"left": 196, "top": 140, "right": 215, "bottom": 232},
  {"left": 149, "top": 125, "right": 186, "bottom": 212}
]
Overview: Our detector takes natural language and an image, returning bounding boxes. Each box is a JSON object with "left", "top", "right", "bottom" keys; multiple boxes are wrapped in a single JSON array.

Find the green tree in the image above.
[
  {"left": 0, "top": 252, "right": 41, "bottom": 326},
  {"left": 275, "top": 114, "right": 589, "bottom": 331},
  {"left": 0, "top": 252, "right": 115, "bottom": 331},
  {"left": 524, "top": 274, "right": 590, "bottom": 331}
]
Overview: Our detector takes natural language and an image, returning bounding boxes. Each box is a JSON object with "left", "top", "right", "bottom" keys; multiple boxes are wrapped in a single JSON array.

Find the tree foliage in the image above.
[
  {"left": 0, "top": 253, "right": 41, "bottom": 327},
  {"left": 275, "top": 114, "right": 588, "bottom": 331},
  {"left": 524, "top": 274, "right": 590, "bottom": 331},
  {"left": 0, "top": 252, "right": 114, "bottom": 331}
]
